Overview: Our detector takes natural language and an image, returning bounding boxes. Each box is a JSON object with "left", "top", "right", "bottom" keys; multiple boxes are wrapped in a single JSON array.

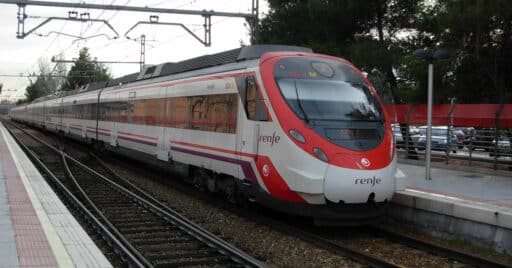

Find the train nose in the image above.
[{"left": 323, "top": 164, "right": 395, "bottom": 204}]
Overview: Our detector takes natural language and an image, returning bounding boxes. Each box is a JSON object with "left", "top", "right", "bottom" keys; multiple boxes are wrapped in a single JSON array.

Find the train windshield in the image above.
[
  {"left": 274, "top": 57, "right": 382, "bottom": 123},
  {"left": 273, "top": 57, "right": 385, "bottom": 150}
]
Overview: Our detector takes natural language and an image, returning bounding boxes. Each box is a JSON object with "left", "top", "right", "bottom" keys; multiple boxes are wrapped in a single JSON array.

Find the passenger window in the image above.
[
  {"left": 132, "top": 100, "right": 146, "bottom": 124},
  {"left": 172, "top": 97, "right": 190, "bottom": 129},
  {"left": 191, "top": 96, "right": 207, "bottom": 130}
]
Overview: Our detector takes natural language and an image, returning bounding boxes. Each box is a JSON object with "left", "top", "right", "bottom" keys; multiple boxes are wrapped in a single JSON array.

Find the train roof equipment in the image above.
[{"left": 29, "top": 45, "right": 314, "bottom": 102}]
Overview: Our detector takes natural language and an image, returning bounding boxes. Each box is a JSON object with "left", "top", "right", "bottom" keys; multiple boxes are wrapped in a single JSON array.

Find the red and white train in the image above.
[{"left": 10, "top": 45, "right": 398, "bottom": 224}]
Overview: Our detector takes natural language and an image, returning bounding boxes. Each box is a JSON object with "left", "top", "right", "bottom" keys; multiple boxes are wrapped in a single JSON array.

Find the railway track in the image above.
[{"left": 6, "top": 122, "right": 263, "bottom": 268}]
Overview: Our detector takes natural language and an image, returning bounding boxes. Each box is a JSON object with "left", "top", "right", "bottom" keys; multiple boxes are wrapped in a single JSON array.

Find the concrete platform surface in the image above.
[
  {"left": 392, "top": 161, "right": 512, "bottom": 254},
  {"left": 399, "top": 161, "right": 512, "bottom": 208},
  {"left": 0, "top": 122, "right": 112, "bottom": 268}
]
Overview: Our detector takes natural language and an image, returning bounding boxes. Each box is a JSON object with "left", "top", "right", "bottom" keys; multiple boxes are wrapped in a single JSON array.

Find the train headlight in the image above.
[
  {"left": 313, "top": 147, "right": 329, "bottom": 162},
  {"left": 289, "top": 129, "right": 306, "bottom": 143}
]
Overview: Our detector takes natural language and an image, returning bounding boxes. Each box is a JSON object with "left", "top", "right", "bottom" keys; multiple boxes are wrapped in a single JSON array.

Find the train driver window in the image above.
[{"left": 237, "top": 76, "right": 268, "bottom": 121}]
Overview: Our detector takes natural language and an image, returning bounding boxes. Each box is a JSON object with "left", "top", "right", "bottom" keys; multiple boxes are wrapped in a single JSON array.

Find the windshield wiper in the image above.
[{"left": 294, "top": 80, "right": 310, "bottom": 124}]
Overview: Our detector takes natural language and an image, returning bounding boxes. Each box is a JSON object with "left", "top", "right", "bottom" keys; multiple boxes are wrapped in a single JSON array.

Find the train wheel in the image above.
[
  {"left": 206, "top": 174, "right": 217, "bottom": 193},
  {"left": 193, "top": 168, "right": 209, "bottom": 192},
  {"left": 224, "top": 179, "right": 237, "bottom": 204}
]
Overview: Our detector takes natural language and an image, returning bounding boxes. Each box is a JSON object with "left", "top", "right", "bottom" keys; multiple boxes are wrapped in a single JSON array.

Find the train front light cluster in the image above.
[
  {"left": 289, "top": 129, "right": 306, "bottom": 143},
  {"left": 313, "top": 147, "right": 329, "bottom": 162}
]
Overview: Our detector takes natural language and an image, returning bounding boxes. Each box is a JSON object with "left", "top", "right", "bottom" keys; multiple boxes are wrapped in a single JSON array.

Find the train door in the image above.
[
  {"left": 98, "top": 89, "right": 123, "bottom": 146},
  {"left": 156, "top": 87, "right": 168, "bottom": 161}
]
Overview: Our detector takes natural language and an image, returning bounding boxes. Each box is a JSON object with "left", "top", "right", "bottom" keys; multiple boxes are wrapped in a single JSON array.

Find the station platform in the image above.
[
  {"left": 0, "top": 123, "right": 112, "bottom": 267},
  {"left": 392, "top": 160, "right": 512, "bottom": 254}
]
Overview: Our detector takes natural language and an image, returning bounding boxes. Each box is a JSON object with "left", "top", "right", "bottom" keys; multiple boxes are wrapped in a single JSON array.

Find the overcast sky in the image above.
[{"left": 0, "top": 0, "right": 268, "bottom": 101}]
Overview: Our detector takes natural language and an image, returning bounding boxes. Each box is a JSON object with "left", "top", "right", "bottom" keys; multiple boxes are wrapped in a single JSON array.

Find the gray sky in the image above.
[{"left": 0, "top": 0, "right": 268, "bottom": 101}]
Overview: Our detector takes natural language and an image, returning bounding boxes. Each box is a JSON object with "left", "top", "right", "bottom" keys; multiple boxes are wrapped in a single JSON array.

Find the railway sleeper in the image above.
[
  {"left": 131, "top": 237, "right": 195, "bottom": 246},
  {"left": 153, "top": 256, "right": 234, "bottom": 268},
  {"left": 89, "top": 195, "right": 132, "bottom": 202},
  {"left": 138, "top": 243, "right": 204, "bottom": 252},
  {"left": 125, "top": 231, "right": 180, "bottom": 240},
  {"left": 145, "top": 250, "right": 222, "bottom": 261},
  {"left": 101, "top": 211, "right": 150, "bottom": 219},
  {"left": 114, "top": 220, "right": 158, "bottom": 229},
  {"left": 134, "top": 233, "right": 196, "bottom": 244},
  {"left": 99, "top": 204, "right": 144, "bottom": 211},
  {"left": 118, "top": 226, "right": 172, "bottom": 233},
  {"left": 111, "top": 218, "right": 174, "bottom": 227}
]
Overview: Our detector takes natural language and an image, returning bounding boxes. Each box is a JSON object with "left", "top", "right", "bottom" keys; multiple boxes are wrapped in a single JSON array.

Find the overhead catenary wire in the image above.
[
  {"left": 116, "top": 13, "right": 234, "bottom": 63},
  {"left": 3, "top": 0, "right": 259, "bottom": 97}
]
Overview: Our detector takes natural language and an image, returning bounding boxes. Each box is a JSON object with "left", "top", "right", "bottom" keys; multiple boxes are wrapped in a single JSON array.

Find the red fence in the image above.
[{"left": 384, "top": 104, "right": 512, "bottom": 128}]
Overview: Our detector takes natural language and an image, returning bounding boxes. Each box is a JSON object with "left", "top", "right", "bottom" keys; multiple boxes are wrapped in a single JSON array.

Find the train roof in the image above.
[
  {"left": 136, "top": 44, "right": 312, "bottom": 81},
  {"left": 26, "top": 45, "right": 313, "bottom": 104}
]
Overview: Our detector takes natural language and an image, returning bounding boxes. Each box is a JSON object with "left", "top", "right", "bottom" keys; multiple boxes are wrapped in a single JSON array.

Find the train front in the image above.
[{"left": 259, "top": 52, "right": 396, "bottom": 224}]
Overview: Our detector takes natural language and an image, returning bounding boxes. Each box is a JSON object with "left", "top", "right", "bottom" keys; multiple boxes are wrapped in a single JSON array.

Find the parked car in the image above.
[
  {"left": 470, "top": 128, "right": 496, "bottom": 151},
  {"left": 453, "top": 129, "right": 466, "bottom": 149},
  {"left": 416, "top": 126, "right": 462, "bottom": 153},
  {"left": 489, "top": 137, "right": 511, "bottom": 157},
  {"left": 392, "top": 124, "right": 419, "bottom": 149},
  {"left": 459, "top": 127, "right": 476, "bottom": 145},
  {"left": 392, "top": 124, "right": 404, "bottom": 148}
]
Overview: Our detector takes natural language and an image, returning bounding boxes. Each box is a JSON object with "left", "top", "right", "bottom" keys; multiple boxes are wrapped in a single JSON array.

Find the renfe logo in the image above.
[
  {"left": 355, "top": 176, "right": 382, "bottom": 187},
  {"left": 262, "top": 164, "right": 270, "bottom": 177},
  {"left": 259, "top": 132, "right": 281, "bottom": 146}
]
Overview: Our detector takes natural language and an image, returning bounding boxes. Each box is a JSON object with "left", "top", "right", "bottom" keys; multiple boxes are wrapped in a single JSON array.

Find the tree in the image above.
[
  {"left": 22, "top": 58, "right": 65, "bottom": 102},
  {"left": 62, "top": 47, "right": 111, "bottom": 91},
  {"left": 398, "top": 0, "right": 512, "bottom": 103},
  {"left": 52, "top": 53, "right": 67, "bottom": 90},
  {"left": 257, "top": 0, "right": 376, "bottom": 55}
]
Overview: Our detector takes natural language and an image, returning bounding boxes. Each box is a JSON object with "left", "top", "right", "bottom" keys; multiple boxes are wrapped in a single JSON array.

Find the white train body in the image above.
[{"left": 10, "top": 45, "right": 396, "bottom": 224}]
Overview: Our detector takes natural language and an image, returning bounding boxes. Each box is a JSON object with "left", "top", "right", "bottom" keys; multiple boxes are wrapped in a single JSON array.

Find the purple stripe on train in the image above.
[
  {"left": 86, "top": 129, "right": 111, "bottom": 137},
  {"left": 171, "top": 146, "right": 258, "bottom": 184},
  {"left": 118, "top": 135, "right": 157, "bottom": 147}
]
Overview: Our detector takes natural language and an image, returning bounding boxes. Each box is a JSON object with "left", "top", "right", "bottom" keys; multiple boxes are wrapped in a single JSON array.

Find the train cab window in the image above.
[{"left": 237, "top": 76, "right": 268, "bottom": 121}]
